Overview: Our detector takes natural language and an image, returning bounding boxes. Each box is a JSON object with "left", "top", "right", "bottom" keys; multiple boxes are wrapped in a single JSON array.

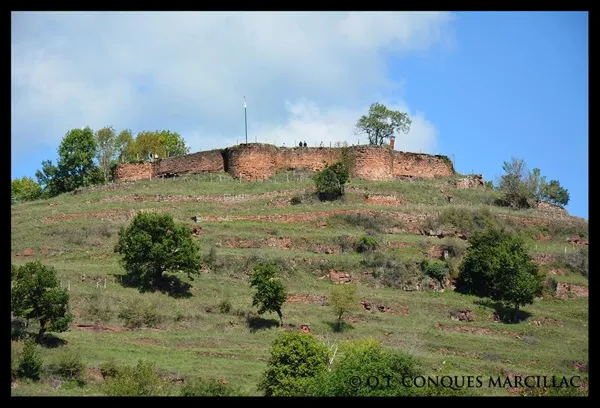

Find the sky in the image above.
[{"left": 11, "top": 11, "right": 588, "bottom": 219}]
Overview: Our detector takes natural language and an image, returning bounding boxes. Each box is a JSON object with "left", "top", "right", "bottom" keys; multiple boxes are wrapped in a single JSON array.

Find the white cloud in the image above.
[{"left": 11, "top": 11, "right": 454, "bottom": 160}]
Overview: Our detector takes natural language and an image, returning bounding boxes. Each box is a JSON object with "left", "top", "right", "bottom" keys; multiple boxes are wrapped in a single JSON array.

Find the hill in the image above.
[{"left": 10, "top": 169, "right": 588, "bottom": 396}]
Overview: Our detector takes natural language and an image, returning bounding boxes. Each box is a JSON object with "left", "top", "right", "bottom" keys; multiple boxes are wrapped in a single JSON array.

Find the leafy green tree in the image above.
[
  {"left": 330, "top": 282, "right": 358, "bottom": 327},
  {"left": 541, "top": 179, "right": 570, "bottom": 207},
  {"left": 249, "top": 262, "right": 287, "bottom": 326},
  {"left": 133, "top": 131, "right": 165, "bottom": 161},
  {"left": 11, "top": 176, "right": 42, "bottom": 203},
  {"left": 35, "top": 159, "right": 61, "bottom": 197},
  {"left": 56, "top": 126, "right": 98, "bottom": 191},
  {"left": 527, "top": 168, "right": 546, "bottom": 201},
  {"left": 95, "top": 126, "right": 118, "bottom": 183},
  {"left": 258, "top": 332, "right": 329, "bottom": 396},
  {"left": 11, "top": 261, "right": 73, "bottom": 343},
  {"left": 116, "top": 129, "right": 136, "bottom": 163},
  {"left": 456, "top": 228, "right": 544, "bottom": 321},
  {"left": 114, "top": 213, "right": 201, "bottom": 293},
  {"left": 158, "top": 130, "right": 190, "bottom": 157},
  {"left": 498, "top": 157, "right": 534, "bottom": 208},
  {"left": 17, "top": 339, "right": 43, "bottom": 380},
  {"left": 308, "top": 338, "right": 423, "bottom": 396},
  {"left": 355, "top": 103, "right": 412, "bottom": 146}
]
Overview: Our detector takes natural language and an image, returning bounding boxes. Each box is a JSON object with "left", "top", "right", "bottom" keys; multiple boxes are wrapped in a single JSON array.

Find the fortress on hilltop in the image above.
[{"left": 113, "top": 143, "right": 455, "bottom": 182}]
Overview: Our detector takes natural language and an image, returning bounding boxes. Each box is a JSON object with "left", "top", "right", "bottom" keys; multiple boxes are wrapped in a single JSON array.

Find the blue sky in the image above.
[{"left": 11, "top": 12, "right": 588, "bottom": 218}]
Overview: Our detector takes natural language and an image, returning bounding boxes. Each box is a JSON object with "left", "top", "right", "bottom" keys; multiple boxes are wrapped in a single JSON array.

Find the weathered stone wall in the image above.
[
  {"left": 350, "top": 146, "right": 394, "bottom": 180},
  {"left": 113, "top": 144, "right": 455, "bottom": 182},
  {"left": 392, "top": 151, "right": 454, "bottom": 179},
  {"left": 277, "top": 147, "right": 343, "bottom": 172},
  {"left": 155, "top": 150, "right": 224, "bottom": 176},
  {"left": 113, "top": 162, "right": 155, "bottom": 182}
]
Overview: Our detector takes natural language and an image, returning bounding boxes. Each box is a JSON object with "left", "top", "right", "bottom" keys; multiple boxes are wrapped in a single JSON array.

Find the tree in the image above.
[
  {"left": 56, "top": 126, "right": 98, "bottom": 191},
  {"left": 258, "top": 332, "right": 329, "bottom": 396},
  {"left": 11, "top": 177, "right": 42, "bottom": 203},
  {"left": 158, "top": 130, "right": 190, "bottom": 158},
  {"left": 35, "top": 159, "right": 61, "bottom": 197},
  {"left": 355, "top": 103, "right": 411, "bottom": 146},
  {"left": 114, "top": 212, "right": 201, "bottom": 293},
  {"left": 308, "top": 339, "right": 424, "bottom": 397},
  {"left": 497, "top": 157, "right": 534, "bottom": 208},
  {"left": 527, "top": 168, "right": 546, "bottom": 201},
  {"left": 249, "top": 262, "right": 287, "bottom": 326},
  {"left": 116, "top": 129, "right": 136, "bottom": 163},
  {"left": 456, "top": 228, "right": 544, "bottom": 321},
  {"left": 313, "top": 162, "right": 350, "bottom": 201},
  {"left": 11, "top": 261, "right": 73, "bottom": 343},
  {"left": 541, "top": 180, "right": 570, "bottom": 207},
  {"left": 330, "top": 282, "right": 358, "bottom": 328},
  {"left": 134, "top": 131, "right": 165, "bottom": 161},
  {"left": 95, "top": 126, "right": 118, "bottom": 183}
]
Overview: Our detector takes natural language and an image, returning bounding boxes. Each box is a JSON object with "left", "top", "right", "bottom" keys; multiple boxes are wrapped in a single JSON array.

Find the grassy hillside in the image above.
[{"left": 10, "top": 171, "right": 588, "bottom": 396}]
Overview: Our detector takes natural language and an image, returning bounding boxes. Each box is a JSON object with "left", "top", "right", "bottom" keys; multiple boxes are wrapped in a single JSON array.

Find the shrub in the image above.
[
  {"left": 290, "top": 195, "right": 302, "bottom": 205},
  {"left": 181, "top": 378, "right": 243, "bottom": 396},
  {"left": 258, "top": 332, "right": 329, "bottom": 396},
  {"left": 312, "top": 162, "right": 350, "bottom": 201},
  {"left": 100, "top": 359, "right": 120, "bottom": 379},
  {"left": 218, "top": 299, "right": 232, "bottom": 314},
  {"left": 206, "top": 246, "right": 218, "bottom": 268},
  {"left": 103, "top": 360, "right": 172, "bottom": 396},
  {"left": 556, "top": 247, "right": 588, "bottom": 277},
  {"left": 333, "top": 235, "right": 355, "bottom": 253},
  {"left": 117, "top": 299, "right": 163, "bottom": 329},
  {"left": 47, "top": 347, "right": 85, "bottom": 381},
  {"left": 308, "top": 338, "right": 422, "bottom": 397},
  {"left": 82, "top": 292, "right": 113, "bottom": 325},
  {"left": 333, "top": 213, "right": 402, "bottom": 233},
  {"left": 422, "top": 260, "right": 450, "bottom": 284},
  {"left": 18, "top": 339, "right": 43, "bottom": 381},
  {"left": 439, "top": 238, "right": 468, "bottom": 259},
  {"left": 355, "top": 236, "right": 379, "bottom": 253}
]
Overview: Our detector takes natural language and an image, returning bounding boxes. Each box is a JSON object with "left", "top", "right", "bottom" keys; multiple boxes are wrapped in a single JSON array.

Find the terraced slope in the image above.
[{"left": 10, "top": 171, "right": 588, "bottom": 396}]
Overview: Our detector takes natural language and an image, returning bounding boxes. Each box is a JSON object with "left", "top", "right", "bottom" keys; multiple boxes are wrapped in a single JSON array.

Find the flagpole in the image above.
[{"left": 244, "top": 96, "right": 248, "bottom": 144}]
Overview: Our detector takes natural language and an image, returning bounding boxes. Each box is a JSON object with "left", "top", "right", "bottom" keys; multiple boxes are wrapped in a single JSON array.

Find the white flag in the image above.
[{"left": 243, "top": 96, "right": 247, "bottom": 109}]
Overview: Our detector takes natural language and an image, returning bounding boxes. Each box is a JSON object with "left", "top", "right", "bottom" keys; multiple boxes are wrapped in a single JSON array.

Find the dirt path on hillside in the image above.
[{"left": 96, "top": 189, "right": 308, "bottom": 204}]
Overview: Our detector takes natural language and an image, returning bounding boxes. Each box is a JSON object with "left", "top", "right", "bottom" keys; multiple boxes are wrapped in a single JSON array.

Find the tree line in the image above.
[{"left": 11, "top": 127, "right": 190, "bottom": 202}]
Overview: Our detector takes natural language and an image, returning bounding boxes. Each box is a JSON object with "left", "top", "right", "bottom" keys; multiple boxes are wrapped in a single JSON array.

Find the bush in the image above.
[
  {"left": 258, "top": 332, "right": 329, "bottom": 396},
  {"left": 11, "top": 317, "right": 27, "bottom": 341},
  {"left": 312, "top": 162, "right": 350, "bottom": 201},
  {"left": 308, "top": 338, "right": 422, "bottom": 396},
  {"left": 556, "top": 247, "right": 588, "bottom": 277},
  {"left": 439, "top": 238, "right": 468, "bottom": 259},
  {"left": 218, "top": 299, "right": 232, "bottom": 314},
  {"left": 422, "top": 260, "right": 450, "bottom": 284},
  {"left": 82, "top": 293, "right": 114, "bottom": 325},
  {"left": 18, "top": 339, "right": 43, "bottom": 381},
  {"left": 333, "top": 213, "right": 402, "bottom": 234},
  {"left": 47, "top": 347, "right": 85, "bottom": 381},
  {"left": 103, "top": 360, "right": 172, "bottom": 396},
  {"left": 333, "top": 235, "right": 355, "bottom": 253},
  {"left": 181, "top": 378, "right": 243, "bottom": 396},
  {"left": 356, "top": 236, "right": 379, "bottom": 253},
  {"left": 100, "top": 359, "right": 120, "bottom": 379},
  {"left": 117, "top": 299, "right": 163, "bottom": 329},
  {"left": 290, "top": 195, "right": 302, "bottom": 205}
]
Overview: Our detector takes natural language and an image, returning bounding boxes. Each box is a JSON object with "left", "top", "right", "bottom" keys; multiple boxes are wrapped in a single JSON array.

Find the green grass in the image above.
[{"left": 11, "top": 175, "right": 588, "bottom": 396}]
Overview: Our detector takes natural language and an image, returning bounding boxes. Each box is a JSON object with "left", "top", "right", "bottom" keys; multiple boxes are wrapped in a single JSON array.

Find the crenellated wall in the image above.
[{"left": 113, "top": 144, "right": 454, "bottom": 182}]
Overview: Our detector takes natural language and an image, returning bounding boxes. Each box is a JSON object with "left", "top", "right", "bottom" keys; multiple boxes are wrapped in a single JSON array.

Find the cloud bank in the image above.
[{"left": 11, "top": 11, "right": 454, "bottom": 161}]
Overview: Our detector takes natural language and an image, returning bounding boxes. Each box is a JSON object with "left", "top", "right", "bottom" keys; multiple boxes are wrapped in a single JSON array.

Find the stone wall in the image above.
[
  {"left": 113, "top": 162, "right": 155, "bottom": 182},
  {"left": 113, "top": 144, "right": 455, "bottom": 182},
  {"left": 156, "top": 149, "right": 224, "bottom": 176}
]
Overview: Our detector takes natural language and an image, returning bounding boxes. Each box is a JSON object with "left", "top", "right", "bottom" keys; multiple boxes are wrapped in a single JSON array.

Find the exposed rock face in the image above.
[
  {"left": 113, "top": 144, "right": 455, "bottom": 182},
  {"left": 453, "top": 174, "right": 485, "bottom": 189}
]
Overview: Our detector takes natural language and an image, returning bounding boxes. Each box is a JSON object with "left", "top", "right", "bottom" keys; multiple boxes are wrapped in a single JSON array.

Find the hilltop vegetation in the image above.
[{"left": 11, "top": 164, "right": 587, "bottom": 396}]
